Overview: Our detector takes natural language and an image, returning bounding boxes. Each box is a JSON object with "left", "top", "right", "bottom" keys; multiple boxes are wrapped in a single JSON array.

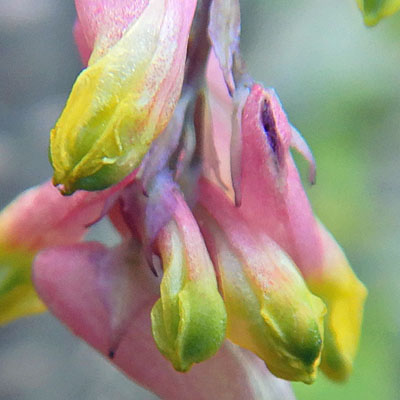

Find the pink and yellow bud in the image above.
[
  {"left": 120, "top": 175, "right": 226, "bottom": 371},
  {"left": 196, "top": 179, "right": 326, "bottom": 383},
  {"left": 151, "top": 217, "right": 227, "bottom": 372},
  {"left": 50, "top": 0, "right": 197, "bottom": 194},
  {"left": 231, "top": 83, "right": 367, "bottom": 380},
  {"left": 0, "top": 177, "right": 131, "bottom": 325}
]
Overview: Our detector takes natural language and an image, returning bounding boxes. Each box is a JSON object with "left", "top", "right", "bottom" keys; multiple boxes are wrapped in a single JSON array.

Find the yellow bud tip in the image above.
[
  {"left": 309, "top": 223, "right": 368, "bottom": 381},
  {"left": 320, "top": 276, "right": 367, "bottom": 381}
]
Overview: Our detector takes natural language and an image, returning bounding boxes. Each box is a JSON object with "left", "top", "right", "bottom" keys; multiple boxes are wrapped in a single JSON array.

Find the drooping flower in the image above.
[
  {"left": 0, "top": 175, "right": 133, "bottom": 325},
  {"left": 0, "top": 0, "right": 367, "bottom": 397},
  {"left": 204, "top": 56, "right": 367, "bottom": 381},
  {"left": 195, "top": 178, "right": 326, "bottom": 384},
  {"left": 50, "top": 0, "right": 197, "bottom": 194},
  {"left": 117, "top": 173, "right": 227, "bottom": 372},
  {"left": 33, "top": 241, "right": 295, "bottom": 400},
  {"left": 237, "top": 84, "right": 367, "bottom": 381}
]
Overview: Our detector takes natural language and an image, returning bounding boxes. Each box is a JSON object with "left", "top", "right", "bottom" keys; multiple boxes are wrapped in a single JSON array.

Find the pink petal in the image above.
[
  {"left": 74, "top": 0, "right": 149, "bottom": 58},
  {"left": 206, "top": 62, "right": 321, "bottom": 273},
  {"left": 73, "top": 19, "right": 91, "bottom": 65},
  {"left": 238, "top": 84, "right": 323, "bottom": 272},
  {"left": 96, "top": 240, "right": 160, "bottom": 355},
  {"left": 204, "top": 51, "right": 234, "bottom": 192},
  {"left": 0, "top": 173, "right": 134, "bottom": 252},
  {"left": 33, "top": 243, "right": 294, "bottom": 400}
]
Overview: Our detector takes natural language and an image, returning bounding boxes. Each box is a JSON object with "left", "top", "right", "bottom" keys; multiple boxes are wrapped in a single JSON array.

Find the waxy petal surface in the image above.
[
  {"left": 196, "top": 178, "right": 326, "bottom": 383},
  {"left": 33, "top": 242, "right": 295, "bottom": 400}
]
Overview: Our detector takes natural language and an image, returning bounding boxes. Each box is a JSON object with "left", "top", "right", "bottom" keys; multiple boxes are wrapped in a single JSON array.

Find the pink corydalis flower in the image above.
[
  {"left": 237, "top": 84, "right": 367, "bottom": 381},
  {"left": 50, "top": 0, "right": 197, "bottom": 194},
  {"left": 195, "top": 178, "right": 326, "bottom": 384},
  {"left": 116, "top": 173, "right": 227, "bottom": 372},
  {"left": 205, "top": 57, "right": 366, "bottom": 381},
  {"left": 26, "top": 174, "right": 293, "bottom": 398},
  {"left": 0, "top": 0, "right": 367, "bottom": 397},
  {"left": 0, "top": 174, "right": 133, "bottom": 325}
]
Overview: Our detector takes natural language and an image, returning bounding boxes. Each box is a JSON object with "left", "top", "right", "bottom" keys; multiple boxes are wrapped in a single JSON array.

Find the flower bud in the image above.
[
  {"left": 196, "top": 179, "right": 326, "bottom": 383},
  {"left": 233, "top": 83, "right": 367, "bottom": 381},
  {"left": 356, "top": 0, "right": 400, "bottom": 26},
  {"left": 151, "top": 218, "right": 227, "bottom": 372},
  {"left": 0, "top": 177, "right": 131, "bottom": 325},
  {"left": 50, "top": 0, "right": 196, "bottom": 194},
  {"left": 120, "top": 174, "right": 227, "bottom": 371}
]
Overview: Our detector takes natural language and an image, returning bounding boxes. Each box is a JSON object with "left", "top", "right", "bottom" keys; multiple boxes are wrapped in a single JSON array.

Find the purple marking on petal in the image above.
[
  {"left": 118, "top": 174, "right": 180, "bottom": 276},
  {"left": 261, "top": 99, "right": 279, "bottom": 156}
]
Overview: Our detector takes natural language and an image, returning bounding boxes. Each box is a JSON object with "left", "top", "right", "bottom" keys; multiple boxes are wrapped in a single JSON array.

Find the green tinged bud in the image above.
[
  {"left": 209, "top": 222, "right": 325, "bottom": 383},
  {"left": 195, "top": 181, "right": 326, "bottom": 383},
  {"left": 50, "top": 0, "right": 194, "bottom": 194},
  {"left": 151, "top": 221, "right": 227, "bottom": 372}
]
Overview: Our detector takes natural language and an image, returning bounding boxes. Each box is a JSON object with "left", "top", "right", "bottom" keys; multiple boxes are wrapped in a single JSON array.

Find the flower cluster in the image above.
[{"left": 0, "top": 1, "right": 367, "bottom": 398}]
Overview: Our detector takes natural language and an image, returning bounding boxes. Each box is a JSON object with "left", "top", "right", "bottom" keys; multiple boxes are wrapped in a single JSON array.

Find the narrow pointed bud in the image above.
[
  {"left": 120, "top": 174, "right": 226, "bottom": 371},
  {"left": 196, "top": 179, "right": 326, "bottom": 383},
  {"left": 50, "top": 0, "right": 197, "bottom": 194}
]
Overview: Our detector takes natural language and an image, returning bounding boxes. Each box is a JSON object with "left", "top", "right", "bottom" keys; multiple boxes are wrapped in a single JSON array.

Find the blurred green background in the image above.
[{"left": 0, "top": 1, "right": 399, "bottom": 399}]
